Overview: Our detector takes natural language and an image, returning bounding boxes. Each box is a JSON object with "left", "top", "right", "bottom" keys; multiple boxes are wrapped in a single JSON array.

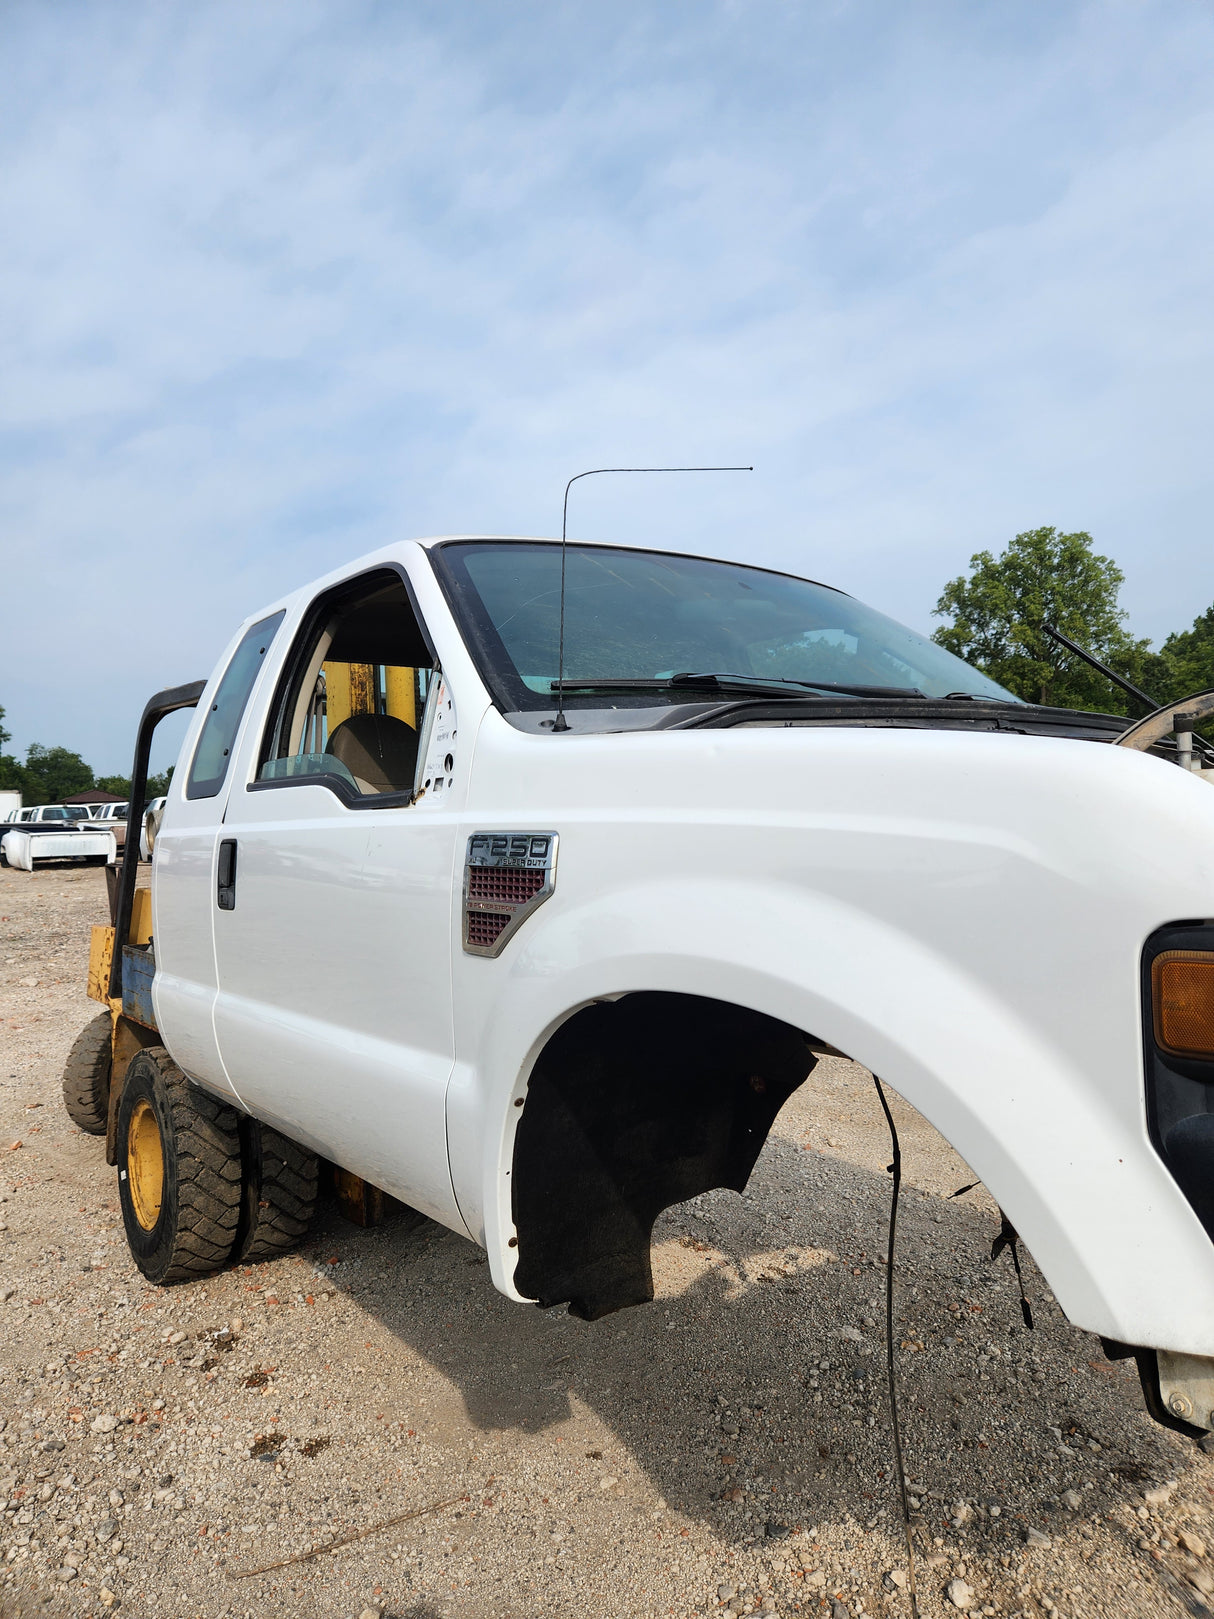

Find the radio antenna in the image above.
[{"left": 552, "top": 465, "right": 753, "bottom": 732}]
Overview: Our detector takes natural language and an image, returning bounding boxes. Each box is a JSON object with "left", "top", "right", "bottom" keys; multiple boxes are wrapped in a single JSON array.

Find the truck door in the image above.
[
  {"left": 152, "top": 610, "right": 286, "bottom": 1098},
  {"left": 210, "top": 565, "right": 466, "bottom": 1233}
]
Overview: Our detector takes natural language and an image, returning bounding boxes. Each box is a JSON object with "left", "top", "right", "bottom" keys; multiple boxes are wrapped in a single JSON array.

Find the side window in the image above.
[
  {"left": 257, "top": 570, "right": 435, "bottom": 802},
  {"left": 187, "top": 612, "right": 286, "bottom": 801}
]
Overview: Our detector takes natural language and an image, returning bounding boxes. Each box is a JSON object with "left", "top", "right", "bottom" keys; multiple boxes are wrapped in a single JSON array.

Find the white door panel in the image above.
[
  {"left": 152, "top": 608, "right": 292, "bottom": 1098},
  {"left": 213, "top": 990, "right": 456, "bottom": 1223},
  {"left": 152, "top": 790, "right": 234, "bottom": 1096},
  {"left": 211, "top": 783, "right": 465, "bottom": 1232}
]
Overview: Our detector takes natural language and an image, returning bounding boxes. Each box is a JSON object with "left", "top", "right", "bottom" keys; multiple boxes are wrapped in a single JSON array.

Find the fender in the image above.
[{"left": 446, "top": 725, "right": 1214, "bottom": 1351}]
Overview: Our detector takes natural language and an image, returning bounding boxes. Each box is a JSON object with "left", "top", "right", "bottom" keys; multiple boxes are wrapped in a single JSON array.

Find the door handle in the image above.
[{"left": 217, "top": 839, "right": 237, "bottom": 911}]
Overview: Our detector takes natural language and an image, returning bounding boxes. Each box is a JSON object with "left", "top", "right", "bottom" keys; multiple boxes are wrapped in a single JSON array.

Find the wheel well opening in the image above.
[{"left": 510, "top": 992, "right": 817, "bottom": 1320}]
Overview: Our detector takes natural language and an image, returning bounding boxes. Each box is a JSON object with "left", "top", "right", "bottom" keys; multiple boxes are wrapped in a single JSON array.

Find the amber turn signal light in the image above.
[{"left": 1153, "top": 950, "right": 1214, "bottom": 1059}]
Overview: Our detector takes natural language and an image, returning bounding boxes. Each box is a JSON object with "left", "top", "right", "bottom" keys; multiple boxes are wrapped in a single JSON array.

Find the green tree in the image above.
[
  {"left": 0, "top": 705, "right": 33, "bottom": 798},
  {"left": 22, "top": 743, "right": 94, "bottom": 803},
  {"left": 1155, "top": 604, "right": 1214, "bottom": 700},
  {"left": 95, "top": 764, "right": 173, "bottom": 802},
  {"left": 932, "top": 526, "right": 1154, "bottom": 712}
]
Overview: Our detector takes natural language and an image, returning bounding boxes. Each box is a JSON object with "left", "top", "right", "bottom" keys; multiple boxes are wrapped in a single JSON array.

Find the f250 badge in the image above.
[{"left": 463, "top": 832, "right": 559, "bottom": 957}]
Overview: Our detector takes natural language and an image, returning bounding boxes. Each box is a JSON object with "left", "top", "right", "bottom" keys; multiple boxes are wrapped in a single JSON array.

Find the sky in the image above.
[{"left": 2, "top": 0, "right": 1214, "bottom": 774}]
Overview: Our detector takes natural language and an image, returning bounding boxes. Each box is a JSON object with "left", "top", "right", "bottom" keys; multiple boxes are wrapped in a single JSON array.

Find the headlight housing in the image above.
[{"left": 1144, "top": 926, "right": 1214, "bottom": 1238}]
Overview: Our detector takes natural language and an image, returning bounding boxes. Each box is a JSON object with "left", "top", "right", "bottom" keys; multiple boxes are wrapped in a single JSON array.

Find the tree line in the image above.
[
  {"left": 933, "top": 526, "right": 1214, "bottom": 713},
  {"left": 1, "top": 527, "right": 1210, "bottom": 806},
  {"left": 0, "top": 708, "right": 171, "bottom": 805}
]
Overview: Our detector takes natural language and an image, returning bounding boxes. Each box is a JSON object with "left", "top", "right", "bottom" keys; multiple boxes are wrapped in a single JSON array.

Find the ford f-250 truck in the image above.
[{"left": 62, "top": 535, "right": 1214, "bottom": 1439}]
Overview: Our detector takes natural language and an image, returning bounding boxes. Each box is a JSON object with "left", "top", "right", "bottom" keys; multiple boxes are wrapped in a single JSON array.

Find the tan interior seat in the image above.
[{"left": 326, "top": 712, "right": 419, "bottom": 795}]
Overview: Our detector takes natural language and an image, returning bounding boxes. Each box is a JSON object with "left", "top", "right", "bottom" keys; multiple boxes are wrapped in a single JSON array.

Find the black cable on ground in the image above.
[{"left": 873, "top": 1075, "right": 921, "bottom": 1619}]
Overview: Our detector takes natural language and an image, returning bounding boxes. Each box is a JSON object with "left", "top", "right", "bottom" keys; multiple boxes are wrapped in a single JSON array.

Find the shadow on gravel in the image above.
[{"left": 309, "top": 1123, "right": 1199, "bottom": 1585}]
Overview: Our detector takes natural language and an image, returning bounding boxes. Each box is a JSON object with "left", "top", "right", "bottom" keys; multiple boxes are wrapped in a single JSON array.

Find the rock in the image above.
[
  {"left": 1024, "top": 1527, "right": 1051, "bottom": 1548},
  {"left": 56, "top": 1566, "right": 78, "bottom": 1582},
  {"left": 358, "top": 1609, "right": 382, "bottom": 1619},
  {"left": 830, "top": 1601, "right": 849, "bottom": 1619},
  {"left": 1060, "top": 1489, "right": 1083, "bottom": 1511},
  {"left": 718, "top": 1583, "right": 738, "bottom": 1601},
  {"left": 764, "top": 1519, "right": 790, "bottom": 1539},
  {"left": 97, "top": 1517, "right": 116, "bottom": 1540},
  {"left": 1144, "top": 1482, "right": 1175, "bottom": 1508},
  {"left": 167, "top": 1330, "right": 186, "bottom": 1345},
  {"left": 1189, "top": 1568, "right": 1214, "bottom": 1596},
  {"left": 99, "top": 1590, "right": 116, "bottom": 1608},
  {"left": 90, "top": 1415, "right": 118, "bottom": 1434},
  {"left": 951, "top": 1500, "right": 973, "bottom": 1526},
  {"left": 837, "top": 1326, "right": 863, "bottom": 1342},
  {"left": 1180, "top": 1530, "right": 1207, "bottom": 1558},
  {"left": 945, "top": 1577, "right": 975, "bottom": 1609},
  {"left": 885, "top": 1568, "right": 908, "bottom": 1588},
  {"left": 598, "top": 1476, "right": 618, "bottom": 1491}
]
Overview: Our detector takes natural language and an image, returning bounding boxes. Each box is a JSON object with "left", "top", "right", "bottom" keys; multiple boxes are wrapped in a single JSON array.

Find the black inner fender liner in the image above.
[{"left": 511, "top": 992, "right": 817, "bottom": 1320}]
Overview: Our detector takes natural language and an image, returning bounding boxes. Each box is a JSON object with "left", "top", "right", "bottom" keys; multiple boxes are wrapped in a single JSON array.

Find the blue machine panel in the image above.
[{"left": 121, "top": 945, "right": 158, "bottom": 1032}]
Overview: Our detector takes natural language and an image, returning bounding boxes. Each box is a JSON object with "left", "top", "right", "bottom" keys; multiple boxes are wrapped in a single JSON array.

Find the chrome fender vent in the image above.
[{"left": 463, "top": 832, "right": 558, "bottom": 957}]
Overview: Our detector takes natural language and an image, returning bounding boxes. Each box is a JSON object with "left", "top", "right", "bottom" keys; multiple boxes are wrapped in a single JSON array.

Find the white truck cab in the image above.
[{"left": 69, "top": 535, "right": 1214, "bottom": 1440}]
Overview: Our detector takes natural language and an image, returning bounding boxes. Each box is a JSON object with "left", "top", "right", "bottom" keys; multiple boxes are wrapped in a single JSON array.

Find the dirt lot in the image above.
[{"left": 1, "top": 864, "right": 1213, "bottom": 1619}]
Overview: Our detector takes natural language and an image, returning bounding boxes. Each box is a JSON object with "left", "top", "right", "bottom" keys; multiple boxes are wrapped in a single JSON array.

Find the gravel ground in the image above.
[{"left": 2, "top": 863, "right": 1213, "bottom": 1619}]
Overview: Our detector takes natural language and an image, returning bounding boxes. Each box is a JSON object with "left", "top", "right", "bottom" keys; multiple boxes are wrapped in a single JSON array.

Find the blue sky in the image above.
[{"left": 3, "top": 0, "right": 1213, "bottom": 773}]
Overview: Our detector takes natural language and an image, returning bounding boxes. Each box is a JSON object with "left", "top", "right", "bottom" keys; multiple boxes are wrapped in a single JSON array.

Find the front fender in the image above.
[{"left": 449, "top": 865, "right": 1214, "bottom": 1353}]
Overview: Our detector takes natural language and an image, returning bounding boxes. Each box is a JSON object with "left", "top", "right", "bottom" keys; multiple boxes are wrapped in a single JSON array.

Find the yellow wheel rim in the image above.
[{"left": 127, "top": 1098, "right": 164, "bottom": 1231}]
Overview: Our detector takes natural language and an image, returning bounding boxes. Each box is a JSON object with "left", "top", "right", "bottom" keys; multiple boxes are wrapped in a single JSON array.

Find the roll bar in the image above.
[{"left": 107, "top": 679, "right": 207, "bottom": 1000}]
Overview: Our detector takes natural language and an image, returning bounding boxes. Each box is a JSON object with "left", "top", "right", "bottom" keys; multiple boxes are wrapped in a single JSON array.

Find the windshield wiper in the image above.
[
  {"left": 550, "top": 672, "right": 927, "bottom": 700},
  {"left": 943, "top": 691, "right": 1020, "bottom": 704}
]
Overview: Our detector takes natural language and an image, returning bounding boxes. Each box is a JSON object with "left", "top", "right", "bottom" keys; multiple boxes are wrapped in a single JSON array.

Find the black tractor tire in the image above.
[
  {"left": 236, "top": 1119, "right": 320, "bottom": 1263},
  {"left": 62, "top": 1012, "right": 113, "bottom": 1134},
  {"left": 116, "top": 1047, "right": 243, "bottom": 1284}
]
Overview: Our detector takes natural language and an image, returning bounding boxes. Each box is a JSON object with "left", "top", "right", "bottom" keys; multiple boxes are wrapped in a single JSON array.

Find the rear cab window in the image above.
[{"left": 187, "top": 612, "right": 286, "bottom": 800}]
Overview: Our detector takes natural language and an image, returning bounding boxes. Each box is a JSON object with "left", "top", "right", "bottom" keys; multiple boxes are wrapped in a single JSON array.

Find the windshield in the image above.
[{"left": 435, "top": 541, "right": 1020, "bottom": 712}]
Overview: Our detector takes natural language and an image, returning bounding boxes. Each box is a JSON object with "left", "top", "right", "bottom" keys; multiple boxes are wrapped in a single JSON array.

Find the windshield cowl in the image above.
[{"left": 501, "top": 693, "right": 1133, "bottom": 742}]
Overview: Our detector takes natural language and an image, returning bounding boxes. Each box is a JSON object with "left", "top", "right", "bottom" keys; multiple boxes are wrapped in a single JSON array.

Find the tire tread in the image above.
[
  {"left": 120, "top": 1047, "right": 243, "bottom": 1284},
  {"left": 239, "top": 1125, "right": 319, "bottom": 1262},
  {"left": 62, "top": 1013, "right": 112, "bottom": 1134}
]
